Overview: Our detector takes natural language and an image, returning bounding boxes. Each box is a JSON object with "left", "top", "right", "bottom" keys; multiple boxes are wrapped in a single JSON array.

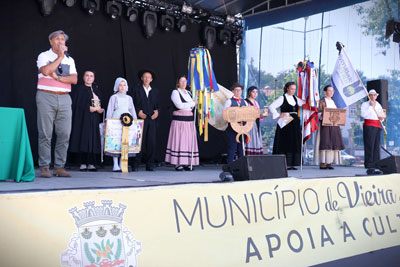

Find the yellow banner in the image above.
[{"left": 1, "top": 174, "right": 400, "bottom": 267}]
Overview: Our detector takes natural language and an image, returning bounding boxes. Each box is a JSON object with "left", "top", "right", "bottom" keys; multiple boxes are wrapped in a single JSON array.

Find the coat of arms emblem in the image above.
[{"left": 61, "top": 200, "right": 142, "bottom": 267}]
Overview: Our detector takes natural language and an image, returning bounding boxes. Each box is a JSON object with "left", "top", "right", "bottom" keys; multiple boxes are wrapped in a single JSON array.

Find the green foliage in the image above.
[
  {"left": 354, "top": 0, "right": 399, "bottom": 55},
  {"left": 85, "top": 242, "right": 95, "bottom": 264},
  {"left": 379, "top": 69, "right": 400, "bottom": 148},
  {"left": 115, "top": 238, "right": 122, "bottom": 260}
]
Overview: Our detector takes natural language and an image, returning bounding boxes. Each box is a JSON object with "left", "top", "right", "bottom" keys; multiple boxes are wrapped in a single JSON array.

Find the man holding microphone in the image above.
[{"left": 36, "top": 30, "right": 77, "bottom": 178}]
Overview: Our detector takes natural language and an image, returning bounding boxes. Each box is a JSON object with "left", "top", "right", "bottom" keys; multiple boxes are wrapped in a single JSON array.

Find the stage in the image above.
[
  {"left": 1, "top": 165, "right": 400, "bottom": 267},
  {"left": 1, "top": 165, "right": 370, "bottom": 193}
]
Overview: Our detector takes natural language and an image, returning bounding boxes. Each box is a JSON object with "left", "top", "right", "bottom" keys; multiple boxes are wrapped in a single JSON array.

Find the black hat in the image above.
[{"left": 137, "top": 69, "right": 156, "bottom": 80}]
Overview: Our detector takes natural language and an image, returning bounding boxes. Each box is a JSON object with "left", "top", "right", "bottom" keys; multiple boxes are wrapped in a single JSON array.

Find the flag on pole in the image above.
[
  {"left": 187, "top": 47, "right": 219, "bottom": 141},
  {"left": 331, "top": 48, "right": 367, "bottom": 108},
  {"left": 297, "top": 61, "right": 319, "bottom": 143}
]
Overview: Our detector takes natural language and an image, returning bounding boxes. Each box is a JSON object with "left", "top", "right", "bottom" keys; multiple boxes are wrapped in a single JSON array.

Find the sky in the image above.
[{"left": 243, "top": 1, "right": 399, "bottom": 80}]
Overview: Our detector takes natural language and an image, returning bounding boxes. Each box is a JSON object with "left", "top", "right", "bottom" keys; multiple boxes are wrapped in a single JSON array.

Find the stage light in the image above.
[
  {"left": 160, "top": 14, "right": 174, "bottom": 32},
  {"left": 106, "top": 1, "right": 122, "bottom": 20},
  {"left": 218, "top": 29, "right": 231, "bottom": 45},
  {"left": 203, "top": 26, "right": 216, "bottom": 50},
  {"left": 226, "top": 15, "right": 235, "bottom": 24},
  {"left": 143, "top": 11, "right": 157, "bottom": 38},
  {"left": 176, "top": 19, "right": 188, "bottom": 33},
  {"left": 385, "top": 19, "right": 400, "bottom": 43},
  {"left": 63, "top": 0, "right": 76, "bottom": 7},
  {"left": 127, "top": 7, "right": 138, "bottom": 22},
  {"left": 38, "top": 0, "right": 57, "bottom": 16},
  {"left": 82, "top": 0, "right": 100, "bottom": 15},
  {"left": 182, "top": 2, "right": 193, "bottom": 14}
]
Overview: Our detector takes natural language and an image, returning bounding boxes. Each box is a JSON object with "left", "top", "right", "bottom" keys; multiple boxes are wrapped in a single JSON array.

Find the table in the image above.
[{"left": 0, "top": 107, "right": 35, "bottom": 182}]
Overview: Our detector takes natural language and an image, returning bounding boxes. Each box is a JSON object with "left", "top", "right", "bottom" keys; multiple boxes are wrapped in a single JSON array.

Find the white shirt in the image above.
[
  {"left": 143, "top": 85, "right": 152, "bottom": 97},
  {"left": 223, "top": 98, "right": 248, "bottom": 110},
  {"left": 269, "top": 94, "right": 304, "bottom": 119},
  {"left": 171, "top": 89, "right": 195, "bottom": 110},
  {"left": 324, "top": 98, "right": 337, "bottom": 108},
  {"left": 361, "top": 100, "right": 384, "bottom": 120},
  {"left": 37, "top": 48, "right": 77, "bottom": 92}
]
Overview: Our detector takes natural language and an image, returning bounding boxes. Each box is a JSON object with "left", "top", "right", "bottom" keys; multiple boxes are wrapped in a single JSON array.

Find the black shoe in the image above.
[
  {"left": 175, "top": 165, "right": 184, "bottom": 171},
  {"left": 373, "top": 169, "right": 383, "bottom": 175},
  {"left": 184, "top": 166, "right": 194, "bottom": 171},
  {"left": 130, "top": 165, "right": 139, "bottom": 172},
  {"left": 291, "top": 167, "right": 298, "bottom": 170},
  {"left": 146, "top": 166, "right": 154, "bottom": 171},
  {"left": 366, "top": 168, "right": 375, "bottom": 175}
]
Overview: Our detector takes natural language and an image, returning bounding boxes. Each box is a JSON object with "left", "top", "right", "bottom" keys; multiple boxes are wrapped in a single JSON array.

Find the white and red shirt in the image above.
[
  {"left": 361, "top": 100, "right": 384, "bottom": 128},
  {"left": 37, "top": 48, "right": 77, "bottom": 93}
]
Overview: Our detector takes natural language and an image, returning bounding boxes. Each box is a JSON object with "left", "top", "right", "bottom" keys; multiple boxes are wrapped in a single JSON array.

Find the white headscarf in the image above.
[{"left": 113, "top": 77, "right": 129, "bottom": 92}]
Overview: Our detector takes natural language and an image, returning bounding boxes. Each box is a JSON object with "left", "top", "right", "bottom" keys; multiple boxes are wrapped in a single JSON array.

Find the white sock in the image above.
[{"left": 113, "top": 157, "right": 120, "bottom": 170}]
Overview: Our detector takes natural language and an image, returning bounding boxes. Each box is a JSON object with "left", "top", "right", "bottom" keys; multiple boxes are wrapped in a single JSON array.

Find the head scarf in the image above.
[{"left": 113, "top": 77, "right": 129, "bottom": 93}]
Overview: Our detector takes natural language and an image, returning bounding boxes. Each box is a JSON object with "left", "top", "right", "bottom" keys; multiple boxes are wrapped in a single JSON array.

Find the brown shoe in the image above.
[
  {"left": 40, "top": 166, "right": 52, "bottom": 178},
  {"left": 54, "top": 168, "right": 72, "bottom": 177},
  {"left": 327, "top": 164, "right": 334, "bottom": 170},
  {"left": 320, "top": 163, "right": 327, "bottom": 169}
]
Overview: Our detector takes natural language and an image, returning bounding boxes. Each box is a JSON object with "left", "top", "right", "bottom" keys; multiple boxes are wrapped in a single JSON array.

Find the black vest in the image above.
[{"left": 280, "top": 95, "right": 299, "bottom": 113}]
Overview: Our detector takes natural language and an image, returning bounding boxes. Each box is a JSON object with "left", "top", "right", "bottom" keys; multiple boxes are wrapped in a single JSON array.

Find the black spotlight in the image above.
[
  {"left": 160, "top": 14, "right": 174, "bottom": 32},
  {"left": 203, "top": 26, "right": 216, "bottom": 50},
  {"left": 143, "top": 11, "right": 157, "bottom": 38},
  {"left": 63, "top": 0, "right": 76, "bottom": 7},
  {"left": 106, "top": 1, "right": 122, "bottom": 19},
  {"left": 176, "top": 19, "right": 188, "bottom": 33},
  {"left": 219, "top": 29, "right": 231, "bottom": 45},
  {"left": 82, "top": 0, "right": 100, "bottom": 15},
  {"left": 127, "top": 7, "right": 138, "bottom": 22},
  {"left": 38, "top": 0, "right": 57, "bottom": 16}
]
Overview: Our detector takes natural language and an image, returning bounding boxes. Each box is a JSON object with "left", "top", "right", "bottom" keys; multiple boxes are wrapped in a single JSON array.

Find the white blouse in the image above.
[
  {"left": 324, "top": 98, "right": 337, "bottom": 108},
  {"left": 171, "top": 89, "right": 195, "bottom": 111},
  {"left": 269, "top": 94, "right": 304, "bottom": 119}
]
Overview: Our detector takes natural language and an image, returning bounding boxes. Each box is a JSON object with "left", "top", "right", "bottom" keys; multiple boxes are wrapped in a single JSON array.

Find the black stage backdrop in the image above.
[{"left": 0, "top": 0, "right": 237, "bottom": 165}]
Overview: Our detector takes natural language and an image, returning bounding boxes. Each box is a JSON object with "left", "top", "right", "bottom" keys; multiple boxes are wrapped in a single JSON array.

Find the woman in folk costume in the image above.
[
  {"left": 244, "top": 86, "right": 267, "bottom": 155},
  {"left": 224, "top": 83, "right": 248, "bottom": 163},
  {"left": 69, "top": 70, "right": 104, "bottom": 171},
  {"left": 165, "top": 75, "right": 199, "bottom": 171},
  {"left": 106, "top": 77, "right": 137, "bottom": 172},
  {"left": 314, "top": 85, "right": 345, "bottom": 169},
  {"left": 269, "top": 82, "right": 304, "bottom": 170}
]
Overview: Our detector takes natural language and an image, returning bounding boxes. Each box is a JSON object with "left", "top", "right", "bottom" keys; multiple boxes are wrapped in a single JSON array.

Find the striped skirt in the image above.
[
  {"left": 165, "top": 110, "right": 199, "bottom": 166},
  {"left": 245, "top": 122, "right": 263, "bottom": 155}
]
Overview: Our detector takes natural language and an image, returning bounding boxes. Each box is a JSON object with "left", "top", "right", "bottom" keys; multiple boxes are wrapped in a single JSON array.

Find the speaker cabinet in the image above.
[
  {"left": 222, "top": 155, "right": 288, "bottom": 181},
  {"left": 367, "top": 79, "right": 389, "bottom": 112},
  {"left": 375, "top": 156, "right": 400, "bottom": 174}
]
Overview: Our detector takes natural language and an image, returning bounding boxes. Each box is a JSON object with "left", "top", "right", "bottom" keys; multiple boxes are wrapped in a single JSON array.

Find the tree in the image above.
[
  {"left": 355, "top": 0, "right": 399, "bottom": 55},
  {"left": 378, "top": 69, "right": 400, "bottom": 149}
]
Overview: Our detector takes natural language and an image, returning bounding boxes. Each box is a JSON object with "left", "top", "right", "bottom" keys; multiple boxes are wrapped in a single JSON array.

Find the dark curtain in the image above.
[{"left": 0, "top": 0, "right": 237, "bottom": 165}]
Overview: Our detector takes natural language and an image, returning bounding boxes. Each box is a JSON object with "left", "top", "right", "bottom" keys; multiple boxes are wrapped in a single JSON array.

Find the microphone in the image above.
[{"left": 64, "top": 51, "right": 70, "bottom": 58}]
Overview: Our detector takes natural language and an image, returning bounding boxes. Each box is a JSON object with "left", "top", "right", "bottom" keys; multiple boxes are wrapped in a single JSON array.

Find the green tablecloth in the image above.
[{"left": 0, "top": 107, "right": 35, "bottom": 182}]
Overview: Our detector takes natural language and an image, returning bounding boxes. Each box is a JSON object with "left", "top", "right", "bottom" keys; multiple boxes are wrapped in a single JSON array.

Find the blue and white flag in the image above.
[{"left": 331, "top": 48, "right": 367, "bottom": 108}]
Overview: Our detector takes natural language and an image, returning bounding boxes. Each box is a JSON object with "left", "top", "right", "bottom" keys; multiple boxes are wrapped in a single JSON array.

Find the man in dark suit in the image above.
[{"left": 129, "top": 70, "right": 159, "bottom": 171}]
